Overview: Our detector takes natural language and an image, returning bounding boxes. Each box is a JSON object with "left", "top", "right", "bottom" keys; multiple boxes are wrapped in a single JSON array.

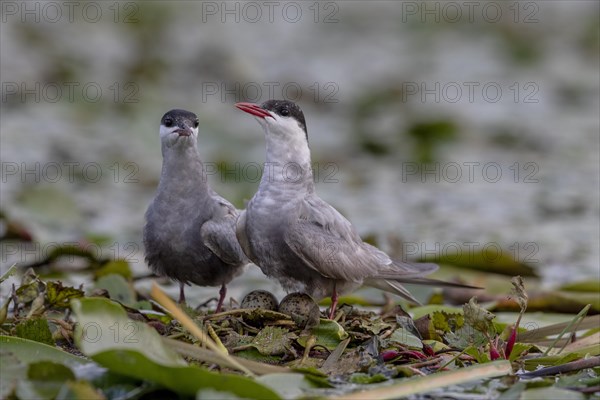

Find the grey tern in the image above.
[
  {"left": 144, "top": 109, "right": 247, "bottom": 310},
  {"left": 235, "top": 100, "right": 475, "bottom": 318}
]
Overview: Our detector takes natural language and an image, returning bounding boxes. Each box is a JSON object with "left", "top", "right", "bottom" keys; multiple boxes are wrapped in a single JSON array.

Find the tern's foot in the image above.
[
  {"left": 215, "top": 284, "right": 227, "bottom": 313},
  {"left": 178, "top": 282, "right": 186, "bottom": 304}
]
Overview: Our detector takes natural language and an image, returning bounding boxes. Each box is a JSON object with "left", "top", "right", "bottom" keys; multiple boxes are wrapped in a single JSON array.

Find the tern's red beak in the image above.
[{"left": 235, "top": 102, "right": 272, "bottom": 119}]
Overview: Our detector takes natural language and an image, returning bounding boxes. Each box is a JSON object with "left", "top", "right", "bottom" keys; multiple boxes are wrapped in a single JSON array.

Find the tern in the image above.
[
  {"left": 144, "top": 109, "right": 247, "bottom": 310},
  {"left": 235, "top": 100, "right": 474, "bottom": 318}
]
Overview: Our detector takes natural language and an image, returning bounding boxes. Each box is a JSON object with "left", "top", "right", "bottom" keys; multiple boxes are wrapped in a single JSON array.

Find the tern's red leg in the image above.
[
  {"left": 328, "top": 283, "right": 338, "bottom": 319},
  {"left": 215, "top": 284, "right": 227, "bottom": 313},
  {"left": 178, "top": 282, "right": 186, "bottom": 304}
]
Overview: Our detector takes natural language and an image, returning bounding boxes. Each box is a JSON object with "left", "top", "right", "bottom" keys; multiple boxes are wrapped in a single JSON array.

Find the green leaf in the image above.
[
  {"left": 431, "top": 310, "right": 464, "bottom": 333},
  {"left": 16, "top": 281, "right": 43, "bottom": 303},
  {"left": 331, "top": 360, "right": 512, "bottom": 399},
  {"left": 95, "top": 259, "right": 132, "bottom": 279},
  {"left": 46, "top": 281, "right": 84, "bottom": 308},
  {"left": 235, "top": 348, "right": 282, "bottom": 364},
  {"left": 388, "top": 327, "right": 423, "bottom": 349},
  {"left": 349, "top": 373, "right": 389, "bottom": 384},
  {"left": 16, "top": 379, "right": 64, "bottom": 400},
  {"left": 420, "top": 245, "right": 537, "bottom": 277},
  {"left": 15, "top": 361, "right": 77, "bottom": 400},
  {"left": 0, "top": 336, "right": 92, "bottom": 400},
  {"left": 15, "top": 318, "right": 55, "bottom": 346},
  {"left": 94, "top": 274, "right": 136, "bottom": 306},
  {"left": 27, "top": 361, "right": 75, "bottom": 381},
  {"left": 463, "top": 298, "right": 496, "bottom": 334},
  {"left": 0, "top": 264, "right": 18, "bottom": 284},
  {"left": 520, "top": 387, "right": 585, "bottom": 400},
  {"left": 250, "top": 326, "right": 296, "bottom": 356},
  {"left": 257, "top": 373, "right": 319, "bottom": 399},
  {"left": 56, "top": 381, "right": 105, "bottom": 400},
  {"left": 559, "top": 280, "right": 600, "bottom": 293},
  {"left": 446, "top": 325, "right": 487, "bottom": 349},
  {"left": 410, "top": 304, "right": 463, "bottom": 320},
  {"left": 298, "top": 319, "right": 348, "bottom": 350},
  {"left": 508, "top": 342, "right": 533, "bottom": 361},
  {"left": 522, "top": 353, "right": 581, "bottom": 369},
  {"left": 71, "top": 297, "right": 280, "bottom": 399}
]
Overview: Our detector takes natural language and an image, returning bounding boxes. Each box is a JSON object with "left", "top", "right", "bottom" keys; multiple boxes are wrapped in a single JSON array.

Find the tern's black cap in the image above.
[
  {"left": 261, "top": 100, "right": 307, "bottom": 138},
  {"left": 161, "top": 109, "right": 199, "bottom": 128}
]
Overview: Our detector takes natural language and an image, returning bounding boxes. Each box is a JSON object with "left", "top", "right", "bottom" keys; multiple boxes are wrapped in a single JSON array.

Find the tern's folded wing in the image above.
[
  {"left": 284, "top": 195, "right": 439, "bottom": 282},
  {"left": 283, "top": 195, "right": 393, "bottom": 282},
  {"left": 201, "top": 200, "right": 249, "bottom": 266}
]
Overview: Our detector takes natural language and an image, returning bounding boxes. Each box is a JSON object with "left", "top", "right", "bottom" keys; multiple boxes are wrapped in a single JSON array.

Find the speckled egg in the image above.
[
  {"left": 278, "top": 292, "right": 320, "bottom": 329},
  {"left": 240, "top": 290, "right": 279, "bottom": 311}
]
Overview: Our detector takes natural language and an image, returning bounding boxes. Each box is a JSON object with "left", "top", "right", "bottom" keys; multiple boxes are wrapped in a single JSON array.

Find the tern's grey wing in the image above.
[
  {"left": 200, "top": 197, "right": 248, "bottom": 266},
  {"left": 235, "top": 209, "right": 256, "bottom": 262},
  {"left": 284, "top": 195, "right": 394, "bottom": 282},
  {"left": 284, "top": 195, "right": 438, "bottom": 282}
]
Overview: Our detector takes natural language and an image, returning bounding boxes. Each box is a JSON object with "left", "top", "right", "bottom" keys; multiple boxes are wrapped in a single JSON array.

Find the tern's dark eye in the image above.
[
  {"left": 164, "top": 118, "right": 173, "bottom": 127},
  {"left": 194, "top": 119, "right": 199, "bottom": 128},
  {"left": 280, "top": 107, "right": 290, "bottom": 117}
]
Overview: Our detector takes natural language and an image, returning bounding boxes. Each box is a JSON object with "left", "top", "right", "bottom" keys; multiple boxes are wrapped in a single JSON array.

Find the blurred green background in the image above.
[{"left": 1, "top": 1, "right": 598, "bottom": 301}]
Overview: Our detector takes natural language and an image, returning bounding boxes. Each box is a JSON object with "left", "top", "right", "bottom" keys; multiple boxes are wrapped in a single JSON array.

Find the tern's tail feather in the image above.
[
  {"left": 374, "top": 261, "right": 439, "bottom": 280},
  {"left": 364, "top": 276, "right": 480, "bottom": 305},
  {"left": 364, "top": 279, "right": 422, "bottom": 304}
]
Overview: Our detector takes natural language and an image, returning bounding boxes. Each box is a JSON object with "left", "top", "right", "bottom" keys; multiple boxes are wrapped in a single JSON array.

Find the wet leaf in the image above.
[
  {"left": 94, "top": 274, "right": 136, "bottom": 306},
  {"left": 351, "top": 317, "right": 392, "bottom": 335},
  {"left": 522, "top": 353, "right": 581, "bottom": 369},
  {"left": 421, "top": 246, "right": 537, "bottom": 277},
  {"left": 410, "top": 304, "right": 463, "bottom": 320},
  {"left": 16, "top": 281, "right": 43, "bottom": 304},
  {"left": 508, "top": 342, "right": 533, "bottom": 361},
  {"left": 335, "top": 360, "right": 513, "bottom": 399},
  {"left": 0, "top": 336, "right": 92, "bottom": 399},
  {"left": 15, "top": 318, "right": 54, "bottom": 346},
  {"left": 432, "top": 310, "right": 465, "bottom": 333},
  {"left": 237, "top": 308, "right": 292, "bottom": 327},
  {"left": 71, "top": 297, "right": 280, "bottom": 398},
  {"left": 559, "top": 280, "right": 600, "bottom": 293},
  {"left": 463, "top": 298, "right": 496, "bottom": 335},
  {"left": 28, "top": 361, "right": 75, "bottom": 381},
  {"left": 251, "top": 326, "right": 297, "bottom": 356},
  {"left": 0, "top": 298, "right": 9, "bottom": 324},
  {"left": 0, "top": 264, "right": 18, "bottom": 284},
  {"left": 56, "top": 381, "right": 105, "bottom": 400},
  {"left": 349, "top": 372, "right": 388, "bottom": 384},
  {"left": 235, "top": 348, "right": 283, "bottom": 364},
  {"left": 520, "top": 387, "right": 585, "bottom": 400},
  {"left": 95, "top": 259, "right": 132, "bottom": 279},
  {"left": 446, "top": 325, "right": 487, "bottom": 349},
  {"left": 388, "top": 327, "right": 422, "bottom": 349},
  {"left": 257, "top": 373, "right": 319, "bottom": 399},
  {"left": 298, "top": 319, "right": 348, "bottom": 350},
  {"left": 46, "top": 281, "right": 84, "bottom": 308},
  {"left": 16, "top": 379, "right": 65, "bottom": 400}
]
